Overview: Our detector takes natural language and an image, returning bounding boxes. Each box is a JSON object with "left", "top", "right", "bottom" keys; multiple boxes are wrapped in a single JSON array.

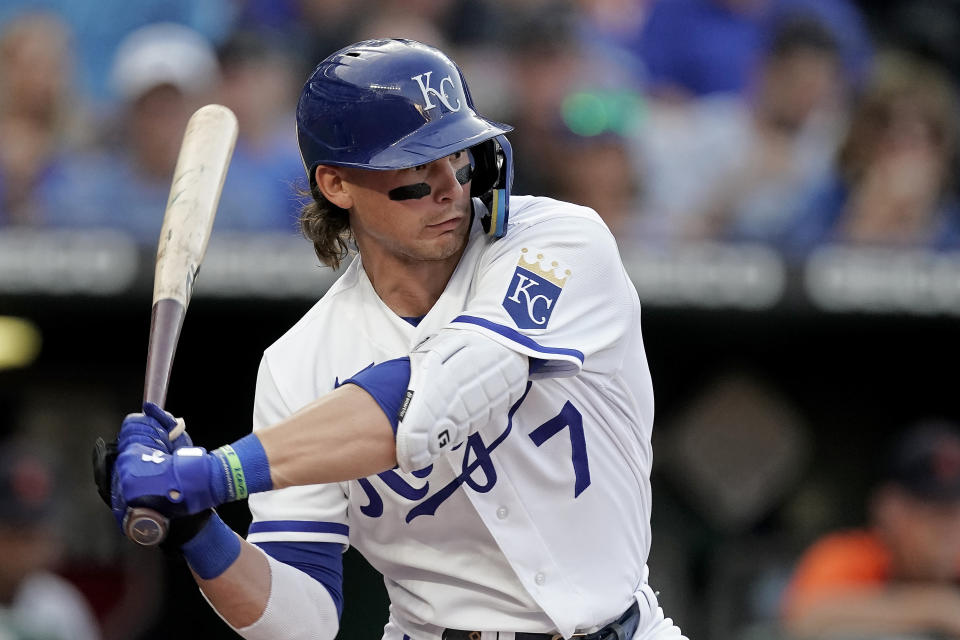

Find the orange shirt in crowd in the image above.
[{"left": 781, "top": 529, "right": 960, "bottom": 619}]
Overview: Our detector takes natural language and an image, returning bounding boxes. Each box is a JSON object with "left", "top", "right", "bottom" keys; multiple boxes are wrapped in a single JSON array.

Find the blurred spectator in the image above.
[
  {"left": 37, "top": 23, "right": 220, "bottom": 243},
  {"left": 870, "top": 0, "right": 960, "bottom": 87},
  {"left": 501, "top": 1, "right": 645, "bottom": 207},
  {"left": 0, "top": 1, "right": 234, "bottom": 107},
  {"left": 632, "top": 15, "right": 847, "bottom": 246},
  {"left": 0, "top": 442, "right": 101, "bottom": 640},
  {"left": 695, "top": 16, "right": 847, "bottom": 243},
  {"left": 233, "top": 0, "right": 302, "bottom": 33},
  {"left": 296, "top": 0, "right": 374, "bottom": 72},
  {"left": 783, "top": 53, "right": 960, "bottom": 255},
  {"left": 0, "top": 12, "right": 89, "bottom": 227},
  {"left": 574, "top": 0, "right": 649, "bottom": 73},
  {"left": 553, "top": 126, "right": 643, "bottom": 238},
  {"left": 353, "top": 3, "right": 450, "bottom": 49},
  {"left": 500, "top": 4, "right": 586, "bottom": 197},
  {"left": 486, "top": 1, "right": 651, "bottom": 237},
  {"left": 634, "top": 0, "right": 871, "bottom": 100},
  {"left": 780, "top": 420, "right": 960, "bottom": 639},
  {"left": 7, "top": 386, "right": 164, "bottom": 640},
  {"left": 214, "top": 31, "right": 310, "bottom": 234},
  {"left": 377, "top": 0, "right": 453, "bottom": 24},
  {"left": 440, "top": 0, "right": 513, "bottom": 47}
]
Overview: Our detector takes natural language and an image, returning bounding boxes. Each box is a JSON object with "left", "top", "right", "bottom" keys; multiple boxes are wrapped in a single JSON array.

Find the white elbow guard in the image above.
[{"left": 395, "top": 329, "right": 528, "bottom": 472}]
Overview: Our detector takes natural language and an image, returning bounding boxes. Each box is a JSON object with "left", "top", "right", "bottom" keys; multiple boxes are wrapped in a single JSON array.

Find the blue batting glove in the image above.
[
  {"left": 113, "top": 444, "right": 225, "bottom": 520},
  {"left": 108, "top": 431, "right": 270, "bottom": 539},
  {"left": 118, "top": 402, "right": 193, "bottom": 454},
  {"left": 110, "top": 458, "right": 129, "bottom": 530}
]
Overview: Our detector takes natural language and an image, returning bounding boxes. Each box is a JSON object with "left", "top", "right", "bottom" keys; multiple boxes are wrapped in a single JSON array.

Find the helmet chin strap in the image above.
[{"left": 388, "top": 160, "right": 474, "bottom": 201}]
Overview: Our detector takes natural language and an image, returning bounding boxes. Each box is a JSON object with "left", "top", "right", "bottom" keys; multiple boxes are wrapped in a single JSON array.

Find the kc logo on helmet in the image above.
[
  {"left": 502, "top": 248, "right": 571, "bottom": 330},
  {"left": 411, "top": 71, "right": 461, "bottom": 112}
]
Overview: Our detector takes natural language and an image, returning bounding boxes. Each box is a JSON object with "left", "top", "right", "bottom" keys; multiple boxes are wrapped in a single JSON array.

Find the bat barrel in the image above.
[{"left": 153, "top": 103, "right": 238, "bottom": 308}]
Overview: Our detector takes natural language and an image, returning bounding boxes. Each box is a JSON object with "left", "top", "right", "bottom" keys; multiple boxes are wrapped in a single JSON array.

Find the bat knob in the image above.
[{"left": 123, "top": 507, "right": 169, "bottom": 546}]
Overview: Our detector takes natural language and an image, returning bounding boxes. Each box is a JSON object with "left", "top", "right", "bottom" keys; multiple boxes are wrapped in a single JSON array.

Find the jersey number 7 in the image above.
[{"left": 529, "top": 402, "right": 591, "bottom": 497}]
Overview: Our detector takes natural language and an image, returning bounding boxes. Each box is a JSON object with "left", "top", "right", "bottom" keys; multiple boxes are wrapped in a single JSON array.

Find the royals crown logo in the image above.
[
  {"left": 518, "top": 248, "right": 571, "bottom": 287},
  {"left": 502, "top": 248, "right": 571, "bottom": 329}
]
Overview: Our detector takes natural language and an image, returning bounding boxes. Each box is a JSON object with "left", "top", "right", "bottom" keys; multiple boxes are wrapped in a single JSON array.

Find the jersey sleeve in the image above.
[
  {"left": 450, "top": 205, "right": 639, "bottom": 378},
  {"left": 246, "top": 356, "right": 351, "bottom": 547},
  {"left": 255, "top": 541, "right": 345, "bottom": 618}
]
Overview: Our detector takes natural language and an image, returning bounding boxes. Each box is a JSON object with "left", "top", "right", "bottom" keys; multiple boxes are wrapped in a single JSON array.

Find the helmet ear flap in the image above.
[
  {"left": 472, "top": 135, "right": 513, "bottom": 239},
  {"left": 469, "top": 139, "right": 497, "bottom": 197}
]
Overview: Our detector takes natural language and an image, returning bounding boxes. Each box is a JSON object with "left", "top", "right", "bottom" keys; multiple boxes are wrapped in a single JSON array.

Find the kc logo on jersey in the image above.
[
  {"left": 411, "top": 71, "right": 461, "bottom": 112},
  {"left": 502, "top": 248, "right": 571, "bottom": 329}
]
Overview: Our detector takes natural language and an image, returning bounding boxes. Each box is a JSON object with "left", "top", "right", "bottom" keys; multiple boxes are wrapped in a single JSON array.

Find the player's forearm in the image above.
[
  {"left": 193, "top": 537, "right": 271, "bottom": 628},
  {"left": 110, "top": 384, "right": 397, "bottom": 534},
  {"left": 257, "top": 383, "right": 398, "bottom": 489},
  {"left": 784, "top": 585, "right": 960, "bottom": 637},
  {"left": 192, "top": 537, "right": 341, "bottom": 640}
]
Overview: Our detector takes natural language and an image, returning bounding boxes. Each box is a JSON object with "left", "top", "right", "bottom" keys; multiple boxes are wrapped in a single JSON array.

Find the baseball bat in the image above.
[{"left": 124, "top": 104, "right": 239, "bottom": 546}]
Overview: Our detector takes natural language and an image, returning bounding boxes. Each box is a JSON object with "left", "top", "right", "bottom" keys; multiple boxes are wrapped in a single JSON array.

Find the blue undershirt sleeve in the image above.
[
  {"left": 254, "top": 541, "right": 345, "bottom": 619},
  {"left": 343, "top": 357, "right": 411, "bottom": 434}
]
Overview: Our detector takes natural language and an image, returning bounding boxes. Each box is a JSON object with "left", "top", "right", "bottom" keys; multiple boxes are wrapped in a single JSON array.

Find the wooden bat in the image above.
[{"left": 124, "top": 104, "right": 239, "bottom": 546}]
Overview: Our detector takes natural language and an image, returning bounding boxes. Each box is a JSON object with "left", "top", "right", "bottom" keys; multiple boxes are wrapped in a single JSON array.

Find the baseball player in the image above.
[{"left": 100, "top": 39, "right": 686, "bottom": 640}]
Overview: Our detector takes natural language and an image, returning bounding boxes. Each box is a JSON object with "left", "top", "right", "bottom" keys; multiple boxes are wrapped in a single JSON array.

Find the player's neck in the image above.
[{"left": 362, "top": 250, "right": 461, "bottom": 317}]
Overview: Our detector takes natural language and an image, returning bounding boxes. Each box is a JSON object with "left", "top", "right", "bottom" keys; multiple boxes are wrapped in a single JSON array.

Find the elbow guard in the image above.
[{"left": 395, "top": 329, "right": 528, "bottom": 472}]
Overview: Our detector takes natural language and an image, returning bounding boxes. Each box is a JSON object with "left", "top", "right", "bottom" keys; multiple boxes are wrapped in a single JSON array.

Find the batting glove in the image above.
[
  {"left": 107, "top": 443, "right": 237, "bottom": 577},
  {"left": 118, "top": 402, "right": 193, "bottom": 453},
  {"left": 113, "top": 444, "right": 225, "bottom": 523}
]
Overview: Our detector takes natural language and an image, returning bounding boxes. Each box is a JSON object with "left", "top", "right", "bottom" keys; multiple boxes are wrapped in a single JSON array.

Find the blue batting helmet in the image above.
[{"left": 296, "top": 39, "right": 514, "bottom": 238}]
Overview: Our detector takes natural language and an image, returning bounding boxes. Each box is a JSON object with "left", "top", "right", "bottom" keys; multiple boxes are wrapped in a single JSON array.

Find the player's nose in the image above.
[{"left": 430, "top": 156, "right": 465, "bottom": 201}]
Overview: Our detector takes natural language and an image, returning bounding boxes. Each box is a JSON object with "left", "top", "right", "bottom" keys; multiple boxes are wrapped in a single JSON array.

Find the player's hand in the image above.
[
  {"left": 118, "top": 402, "right": 193, "bottom": 453},
  {"left": 93, "top": 404, "right": 189, "bottom": 509},
  {"left": 93, "top": 404, "right": 190, "bottom": 510},
  {"left": 112, "top": 443, "right": 222, "bottom": 526},
  {"left": 106, "top": 450, "right": 214, "bottom": 548}
]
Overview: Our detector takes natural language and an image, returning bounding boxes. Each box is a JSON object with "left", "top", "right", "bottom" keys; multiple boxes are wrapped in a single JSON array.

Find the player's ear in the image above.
[{"left": 315, "top": 165, "right": 353, "bottom": 210}]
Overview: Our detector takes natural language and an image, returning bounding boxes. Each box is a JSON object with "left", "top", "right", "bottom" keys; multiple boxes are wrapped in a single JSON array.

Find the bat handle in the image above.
[
  {"left": 144, "top": 298, "right": 186, "bottom": 407},
  {"left": 123, "top": 507, "right": 169, "bottom": 546},
  {"left": 136, "top": 299, "right": 187, "bottom": 546}
]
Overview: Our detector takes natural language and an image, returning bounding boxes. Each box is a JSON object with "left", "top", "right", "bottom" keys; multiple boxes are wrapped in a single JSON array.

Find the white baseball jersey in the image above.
[{"left": 247, "top": 195, "right": 683, "bottom": 640}]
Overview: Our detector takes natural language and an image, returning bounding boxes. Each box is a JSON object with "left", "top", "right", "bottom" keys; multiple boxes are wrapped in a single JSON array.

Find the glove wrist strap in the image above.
[{"left": 211, "top": 433, "right": 273, "bottom": 503}]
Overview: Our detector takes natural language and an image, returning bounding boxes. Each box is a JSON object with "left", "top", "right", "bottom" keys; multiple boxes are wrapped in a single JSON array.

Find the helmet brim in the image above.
[{"left": 340, "top": 112, "right": 512, "bottom": 171}]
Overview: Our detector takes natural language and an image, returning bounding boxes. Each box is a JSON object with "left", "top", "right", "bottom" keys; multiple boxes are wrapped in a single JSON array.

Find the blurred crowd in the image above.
[{"left": 0, "top": 0, "right": 958, "bottom": 261}]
